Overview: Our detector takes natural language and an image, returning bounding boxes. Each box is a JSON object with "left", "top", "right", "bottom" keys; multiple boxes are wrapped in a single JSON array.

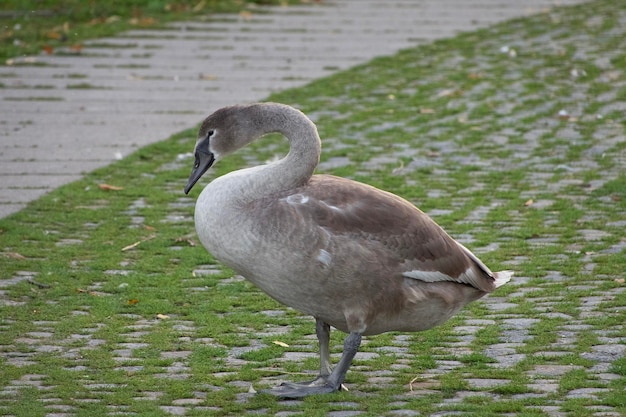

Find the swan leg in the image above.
[
  {"left": 263, "top": 328, "right": 362, "bottom": 399},
  {"left": 273, "top": 319, "right": 332, "bottom": 390},
  {"left": 317, "top": 318, "right": 333, "bottom": 377}
]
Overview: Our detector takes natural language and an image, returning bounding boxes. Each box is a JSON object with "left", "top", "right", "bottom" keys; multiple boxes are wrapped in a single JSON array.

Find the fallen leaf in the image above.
[
  {"left": 192, "top": 0, "right": 206, "bottom": 12},
  {"left": 46, "top": 31, "right": 62, "bottom": 40},
  {"left": 98, "top": 183, "right": 124, "bottom": 191},
  {"left": 5, "top": 251, "right": 26, "bottom": 260},
  {"left": 42, "top": 45, "right": 54, "bottom": 55},
  {"left": 129, "top": 17, "right": 155, "bottom": 26},
  {"left": 77, "top": 289, "right": 99, "bottom": 296},
  {"left": 419, "top": 108, "right": 435, "bottom": 114},
  {"left": 199, "top": 73, "right": 217, "bottom": 80},
  {"left": 391, "top": 160, "right": 405, "bottom": 175},
  {"left": 156, "top": 313, "right": 170, "bottom": 320},
  {"left": 524, "top": 199, "right": 534, "bottom": 207},
  {"left": 615, "top": 278, "right": 625, "bottom": 284},
  {"left": 272, "top": 340, "right": 290, "bottom": 348},
  {"left": 128, "top": 299, "right": 139, "bottom": 305},
  {"left": 175, "top": 236, "right": 197, "bottom": 247},
  {"left": 239, "top": 10, "right": 253, "bottom": 20},
  {"left": 436, "top": 88, "right": 458, "bottom": 98}
]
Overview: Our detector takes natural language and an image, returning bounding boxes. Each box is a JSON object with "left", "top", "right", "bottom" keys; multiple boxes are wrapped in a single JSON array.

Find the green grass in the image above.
[
  {"left": 1, "top": 0, "right": 626, "bottom": 416},
  {"left": 0, "top": 0, "right": 301, "bottom": 64}
]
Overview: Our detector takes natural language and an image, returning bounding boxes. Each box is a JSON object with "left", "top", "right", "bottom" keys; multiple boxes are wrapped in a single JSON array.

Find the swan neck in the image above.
[{"left": 251, "top": 104, "right": 321, "bottom": 191}]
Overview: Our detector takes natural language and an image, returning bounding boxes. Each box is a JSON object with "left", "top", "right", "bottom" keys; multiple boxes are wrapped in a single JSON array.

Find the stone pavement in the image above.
[{"left": 0, "top": 0, "right": 588, "bottom": 219}]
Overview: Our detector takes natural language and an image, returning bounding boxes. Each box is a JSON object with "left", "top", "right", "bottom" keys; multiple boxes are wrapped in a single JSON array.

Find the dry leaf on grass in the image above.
[
  {"left": 436, "top": 88, "right": 463, "bottom": 98},
  {"left": 156, "top": 313, "right": 170, "bottom": 320},
  {"left": 524, "top": 199, "right": 534, "bottom": 207},
  {"left": 129, "top": 17, "right": 155, "bottom": 26},
  {"left": 98, "top": 183, "right": 124, "bottom": 191},
  {"left": 175, "top": 236, "right": 197, "bottom": 247},
  {"left": 76, "top": 288, "right": 99, "bottom": 296},
  {"left": 192, "top": 0, "right": 206, "bottom": 12},
  {"left": 272, "top": 340, "right": 290, "bottom": 348},
  {"left": 46, "top": 31, "right": 63, "bottom": 40}
]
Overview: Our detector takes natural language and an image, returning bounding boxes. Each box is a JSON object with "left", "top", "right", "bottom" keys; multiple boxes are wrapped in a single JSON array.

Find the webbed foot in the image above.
[
  {"left": 262, "top": 376, "right": 342, "bottom": 399},
  {"left": 261, "top": 330, "right": 362, "bottom": 399}
]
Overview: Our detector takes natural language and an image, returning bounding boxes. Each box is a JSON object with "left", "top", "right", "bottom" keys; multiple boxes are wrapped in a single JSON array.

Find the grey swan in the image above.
[{"left": 184, "top": 102, "right": 512, "bottom": 398}]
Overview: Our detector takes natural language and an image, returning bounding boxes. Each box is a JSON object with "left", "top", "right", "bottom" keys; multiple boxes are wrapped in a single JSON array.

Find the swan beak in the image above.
[{"left": 184, "top": 148, "right": 215, "bottom": 194}]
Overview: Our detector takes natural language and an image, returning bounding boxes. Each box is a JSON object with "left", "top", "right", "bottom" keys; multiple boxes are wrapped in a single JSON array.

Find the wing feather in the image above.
[{"left": 255, "top": 174, "right": 502, "bottom": 292}]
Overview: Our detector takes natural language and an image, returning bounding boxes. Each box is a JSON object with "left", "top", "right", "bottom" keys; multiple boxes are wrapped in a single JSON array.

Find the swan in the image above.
[{"left": 184, "top": 102, "right": 512, "bottom": 398}]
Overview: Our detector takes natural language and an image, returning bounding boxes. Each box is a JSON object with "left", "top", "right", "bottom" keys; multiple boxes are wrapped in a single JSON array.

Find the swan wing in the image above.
[{"left": 254, "top": 174, "right": 506, "bottom": 292}]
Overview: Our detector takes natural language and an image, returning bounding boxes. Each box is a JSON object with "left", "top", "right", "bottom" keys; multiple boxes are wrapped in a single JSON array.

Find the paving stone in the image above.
[
  {"left": 160, "top": 406, "right": 187, "bottom": 416},
  {"left": 566, "top": 388, "right": 610, "bottom": 400},
  {"left": 528, "top": 365, "right": 585, "bottom": 377},
  {"left": 527, "top": 382, "right": 560, "bottom": 393},
  {"left": 161, "top": 350, "right": 193, "bottom": 359},
  {"left": 388, "top": 409, "right": 421, "bottom": 416},
  {"left": 465, "top": 378, "right": 511, "bottom": 389},
  {"left": 327, "top": 411, "right": 364, "bottom": 417}
]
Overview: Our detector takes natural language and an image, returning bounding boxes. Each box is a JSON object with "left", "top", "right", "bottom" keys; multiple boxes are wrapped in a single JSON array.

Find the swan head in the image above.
[
  {"left": 184, "top": 128, "right": 216, "bottom": 194},
  {"left": 184, "top": 105, "right": 256, "bottom": 194},
  {"left": 184, "top": 104, "right": 276, "bottom": 194},
  {"left": 184, "top": 103, "right": 316, "bottom": 194}
]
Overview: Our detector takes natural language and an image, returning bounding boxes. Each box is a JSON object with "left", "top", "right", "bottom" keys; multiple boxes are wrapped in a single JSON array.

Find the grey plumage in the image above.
[{"left": 185, "top": 102, "right": 512, "bottom": 397}]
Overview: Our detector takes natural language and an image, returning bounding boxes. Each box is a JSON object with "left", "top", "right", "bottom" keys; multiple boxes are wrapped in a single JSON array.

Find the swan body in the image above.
[{"left": 185, "top": 102, "right": 512, "bottom": 397}]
